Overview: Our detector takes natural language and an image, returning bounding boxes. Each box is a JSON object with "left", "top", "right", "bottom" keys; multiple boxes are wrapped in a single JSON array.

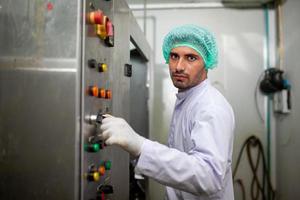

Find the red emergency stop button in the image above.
[{"left": 87, "top": 10, "right": 103, "bottom": 24}]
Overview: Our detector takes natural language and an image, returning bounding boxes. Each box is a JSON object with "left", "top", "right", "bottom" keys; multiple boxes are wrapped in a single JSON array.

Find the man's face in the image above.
[{"left": 168, "top": 46, "right": 207, "bottom": 91}]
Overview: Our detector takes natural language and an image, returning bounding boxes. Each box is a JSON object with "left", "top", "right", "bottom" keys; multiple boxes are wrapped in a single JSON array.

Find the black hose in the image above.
[{"left": 233, "top": 136, "right": 276, "bottom": 200}]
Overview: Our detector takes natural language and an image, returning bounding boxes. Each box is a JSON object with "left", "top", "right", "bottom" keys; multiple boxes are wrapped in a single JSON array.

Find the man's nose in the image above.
[{"left": 175, "top": 58, "right": 185, "bottom": 72}]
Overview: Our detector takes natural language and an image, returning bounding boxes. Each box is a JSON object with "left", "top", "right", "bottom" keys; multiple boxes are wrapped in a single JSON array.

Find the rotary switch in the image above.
[{"left": 86, "top": 110, "right": 104, "bottom": 125}]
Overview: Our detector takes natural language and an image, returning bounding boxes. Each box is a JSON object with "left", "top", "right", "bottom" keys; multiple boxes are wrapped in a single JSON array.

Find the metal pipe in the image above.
[
  {"left": 143, "top": 0, "right": 147, "bottom": 35},
  {"left": 129, "top": 2, "right": 269, "bottom": 10}
]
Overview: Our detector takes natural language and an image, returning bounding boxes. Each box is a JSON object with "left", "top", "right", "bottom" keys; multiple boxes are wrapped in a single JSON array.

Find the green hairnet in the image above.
[{"left": 162, "top": 24, "right": 218, "bottom": 70}]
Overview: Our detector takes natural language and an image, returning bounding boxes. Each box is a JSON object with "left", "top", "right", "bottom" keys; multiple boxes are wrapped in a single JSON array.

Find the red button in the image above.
[{"left": 87, "top": 10, "right": 103, "bottom": 24}]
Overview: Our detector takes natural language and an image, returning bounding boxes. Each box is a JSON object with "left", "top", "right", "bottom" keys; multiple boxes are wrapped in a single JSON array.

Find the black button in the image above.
[{"left": 88, "top": 59, "right": 97, "bottom": 68}]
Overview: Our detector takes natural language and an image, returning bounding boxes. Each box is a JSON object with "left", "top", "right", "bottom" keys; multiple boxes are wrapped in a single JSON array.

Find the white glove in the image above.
[{"left": 100, "top": 114, "right": 145, "bottom": 157}]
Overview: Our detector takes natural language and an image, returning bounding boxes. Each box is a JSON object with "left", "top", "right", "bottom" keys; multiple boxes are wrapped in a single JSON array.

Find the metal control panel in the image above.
[
  {"left": 82, "top": 1, "right": 117, "bottom": 199},
  {"left": 0, "top": 0, "right": 151, "bottom": 199}
]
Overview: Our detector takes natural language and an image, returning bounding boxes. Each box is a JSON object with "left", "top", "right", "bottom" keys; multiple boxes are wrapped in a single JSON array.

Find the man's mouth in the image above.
[{"left": 172, "top": 73, "right": 188, "bottom": 80}]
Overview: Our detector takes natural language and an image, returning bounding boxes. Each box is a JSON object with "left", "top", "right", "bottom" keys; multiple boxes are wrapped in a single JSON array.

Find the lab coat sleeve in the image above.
[{"left": 135, "top": 105, "right": 234, "bottom": 196}]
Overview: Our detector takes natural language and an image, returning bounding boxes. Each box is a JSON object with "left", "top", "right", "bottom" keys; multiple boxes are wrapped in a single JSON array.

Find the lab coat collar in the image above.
[{"left": 176, "top": 79, "right": 209, "bottom": 101}]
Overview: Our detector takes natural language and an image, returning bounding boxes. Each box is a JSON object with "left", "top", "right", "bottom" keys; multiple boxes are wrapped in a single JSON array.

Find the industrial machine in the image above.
[{"left": 0, "top": 0, "right": 151, "bottom": 199}]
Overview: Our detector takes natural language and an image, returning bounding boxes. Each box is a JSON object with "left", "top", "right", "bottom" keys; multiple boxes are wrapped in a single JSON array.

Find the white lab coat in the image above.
[{"left": 135, "top": 79, "right": 235, "bottom": 200}]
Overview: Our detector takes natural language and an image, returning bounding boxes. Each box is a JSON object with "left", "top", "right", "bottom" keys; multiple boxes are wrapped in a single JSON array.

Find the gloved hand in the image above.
[{"left": 100, "top": 114, "right": 145, "bottom": 157}]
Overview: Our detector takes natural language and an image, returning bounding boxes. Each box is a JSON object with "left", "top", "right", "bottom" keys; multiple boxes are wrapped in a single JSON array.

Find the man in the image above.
[{"left": 100, "top": 24, "right": 235, "bottom": 200}]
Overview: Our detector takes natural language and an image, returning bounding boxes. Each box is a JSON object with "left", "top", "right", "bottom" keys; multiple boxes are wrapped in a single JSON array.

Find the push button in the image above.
[
  {"left": 89, "top": 86, "right": 99, "bottom": 97},
  {"left": 105, "top": 90, "right": 112, "bottom": 99},
  {"left": 104, "top": 161, "right": 111, "bottom": 170},
  {"left": 98, "top": 63, "right": 108, "bottom": 72},
  {"left": 98, "top": 88, "right": 106, "bottom": 98},
  {"left": 84, "top": 143, "right": 100, "bottom": 152},
  {"left": 88, "top": 59, "right": 97, "bottom": 68},
  {"left": 98, "top": 166, "right": 106, "bottom": 176},
  {"left": 86, "top": 171, "right": 100, "bottom": 182}
]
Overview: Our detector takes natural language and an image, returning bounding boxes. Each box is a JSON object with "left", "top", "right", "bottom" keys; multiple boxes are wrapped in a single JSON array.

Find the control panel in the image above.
[{"left": 82, "top": 1, "right": 116, "bottom": 199}]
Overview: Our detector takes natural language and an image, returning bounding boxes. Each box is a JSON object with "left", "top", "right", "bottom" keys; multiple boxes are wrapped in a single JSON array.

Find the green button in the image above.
[
  {"left": 84, "top": 143, "right": 100, "bottom": 152},
  {"left": 104, "top": 161, "right": 111, "bottom": 170}
]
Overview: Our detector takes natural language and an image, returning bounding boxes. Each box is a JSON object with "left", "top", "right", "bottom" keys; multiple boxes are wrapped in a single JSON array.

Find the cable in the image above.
[{"left": 233, "top": 136, "right": 276, "bottom": 200}]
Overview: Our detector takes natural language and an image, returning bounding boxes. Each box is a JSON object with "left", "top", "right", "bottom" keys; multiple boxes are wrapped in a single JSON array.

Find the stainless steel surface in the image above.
[
  {"left": 0, "top": 0, "right": 150, "bottom": 200},
  {"left": 0, "top": 60, "right": 80, "bottom": 200},
  {"left": 0, "top": 0, "right": 79, "bottom": 58},
  {"left": 0, "top": 0, "right": 151, "bottom": 199},
  {"left": 0, "top": 0, "right": 81, "bottom": 199},
  {"left": 130, "top": 49, "right": 149, "bottom": 139},
  {"left": 129, "top": 10, "right": 151, "bottom": 62}
]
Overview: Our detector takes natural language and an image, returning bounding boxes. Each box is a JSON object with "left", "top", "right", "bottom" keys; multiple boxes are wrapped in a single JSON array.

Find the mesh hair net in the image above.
[{"left": 162, "top": 24, "right": 218, "bottom": 70}]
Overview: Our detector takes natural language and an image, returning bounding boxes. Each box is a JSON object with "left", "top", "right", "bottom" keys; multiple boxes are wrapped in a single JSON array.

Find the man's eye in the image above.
[
  {"left": 170, "top": 53, "right": 178, "bottom": 60},
  {"left": 187, "top": 56, "right": 197, "bottom": 62}
]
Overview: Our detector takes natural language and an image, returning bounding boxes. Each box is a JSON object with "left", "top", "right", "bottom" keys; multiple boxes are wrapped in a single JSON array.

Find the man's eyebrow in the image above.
[{"left": 185, "top": 53, "right": 200, "bottom": 57}]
